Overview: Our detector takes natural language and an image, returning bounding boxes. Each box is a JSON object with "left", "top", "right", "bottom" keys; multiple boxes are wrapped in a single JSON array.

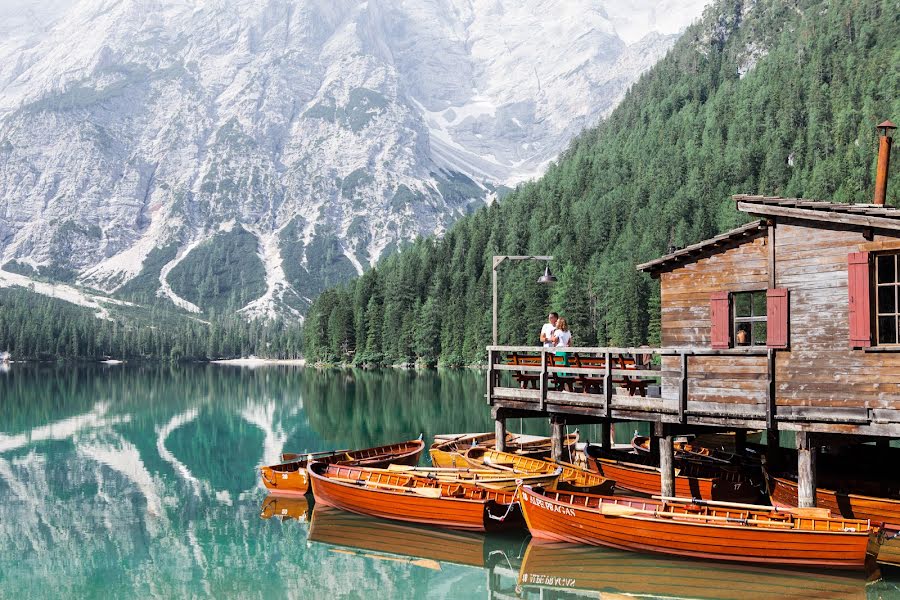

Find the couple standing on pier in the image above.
[{"left": 540, "top": 312, "right": 572, "bottom": 348}]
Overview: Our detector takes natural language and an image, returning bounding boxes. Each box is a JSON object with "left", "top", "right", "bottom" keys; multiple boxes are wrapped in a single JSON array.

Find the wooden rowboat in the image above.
[
  {"left": 429, "top": 432, "right": 507, "bottom": 468},
  {"left": 632, "top": 435, "right": 763, "bottom": 470},
  {"left": 429, "top": 432, "right": 579, "bottom": 468},
  {"left": 260, "top": 439, "right": 425, "bottom": 496},
  {"left": 307, "top": 461, "right": 522, "bottom": 532},
  {"left": 518, "top": 486, "right": 874, "bottom": 569},
  {"left": 463, "top": 447, "right": 615, "bottom": 494},
  {"left": 768, "top": 473, "right": 900, "bottom": 531},
  {"left": 383, "top": 464, "right": 562, "bottom": 491},
  {"left": 633, "top": 435, "right": 712, "bottom": 456},
  {"left": 517, "top": 540, "right": 868, "bottom": 599},
  {"left": 585, "top": 445, "right": 761, "bottom": 503}
]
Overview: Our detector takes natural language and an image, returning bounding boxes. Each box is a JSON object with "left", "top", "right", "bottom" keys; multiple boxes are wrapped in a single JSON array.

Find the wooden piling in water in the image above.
[
  {"left": 550, "top": 416, "right": 565, "bottom": 461},
  {"left": 796, "top": 431, "right": 817, "bottom": 508},
  {"left": 656, "top": 423, "right": 675, "bottom": 498}
]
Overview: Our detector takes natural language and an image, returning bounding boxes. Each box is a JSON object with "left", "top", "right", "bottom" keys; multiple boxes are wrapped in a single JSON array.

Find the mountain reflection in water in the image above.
[{"left": 0, "top": 364, "right": 896, "bottom": 599}]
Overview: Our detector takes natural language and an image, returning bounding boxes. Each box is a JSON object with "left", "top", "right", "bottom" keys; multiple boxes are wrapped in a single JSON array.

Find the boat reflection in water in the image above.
[
  {"left": 308, "top": 505, "right": 526, "bottom": 572},
  {"left": 259, "top": 495, "right": 312, "bottom": 523},
  {"left": 515, "top": 540, "right": 871, "bottom": 600}
]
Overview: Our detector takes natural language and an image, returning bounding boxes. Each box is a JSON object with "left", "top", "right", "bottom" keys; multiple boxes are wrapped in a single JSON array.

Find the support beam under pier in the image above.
[
  {"left": 656, "top": 423, "right": 675, "bottom": 498},
  {"left": 494, "top": 409, "right": 507, "bottom": 452},
  {"left": 796, "top": 431, "right": 817, "bottom": 508},
  {"left": 550, "top": 415, "right": 566, "bottom": 461}
]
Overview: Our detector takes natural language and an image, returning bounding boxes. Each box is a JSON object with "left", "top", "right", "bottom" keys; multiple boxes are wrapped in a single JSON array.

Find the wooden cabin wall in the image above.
[
  {"left": 774, "top": 223, "right": 900, "bottom": 421},
  {"left": 659, "top": 237, "right": 769, "bottom": 418}
]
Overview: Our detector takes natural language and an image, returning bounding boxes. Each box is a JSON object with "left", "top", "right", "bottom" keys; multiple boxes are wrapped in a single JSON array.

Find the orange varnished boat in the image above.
[
  {"left": 518, "top": 486, "right": 874, "bottom": 570},
  {"left": 429, "top": 432, "right": 506, "bottom": 468},
  {"left": 308, "top": 505, "right": 522, "bottom": 569},
  {"left": 307, "top": 461, "right": 522, "bottom": 532},
  {"left": 259, "top": 494, "right": 312, "bottom": 522},
  {"left": 429, "top": 432, "right": 578, "bottom": 468},
  {"left": 585, "top": 445, "right": 761, "bottom": 503},
  {"left": 260, "top": 439, "right": 425, "bottom": 496},
  {"left": 463, "top": 447, "right": 615, "bottom": 494},
  {"left": 517, "top": 540, "right": 868, "bottom": 599},
  {"left": 632, "top": 435, "right": 764, "bottom": 468},
  {"left": 768, "top": 474, "right": 900, "bottom": 531}
]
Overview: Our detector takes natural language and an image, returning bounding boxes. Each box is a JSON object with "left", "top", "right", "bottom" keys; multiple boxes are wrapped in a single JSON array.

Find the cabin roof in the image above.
[
  {"left": 636, "top": 220, "right": 768, "bottom": 274},
  {"left": 734, "top": 195, "right": 900, "bottom": 230}
]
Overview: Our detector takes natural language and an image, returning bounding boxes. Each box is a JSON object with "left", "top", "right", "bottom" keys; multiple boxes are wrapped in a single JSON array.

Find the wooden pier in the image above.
[{"left": 488, "top": 182, "right": 900, "bottom": 507}]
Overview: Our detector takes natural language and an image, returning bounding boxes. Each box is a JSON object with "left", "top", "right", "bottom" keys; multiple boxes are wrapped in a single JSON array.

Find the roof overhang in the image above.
[
  {"left": 636, "top": 220, "right": 768, "bottom": 276},
  {"left": 733, "top": 195, "right": 900, "bottom": 231}
]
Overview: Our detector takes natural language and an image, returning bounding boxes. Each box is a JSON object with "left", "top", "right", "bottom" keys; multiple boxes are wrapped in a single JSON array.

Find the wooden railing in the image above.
[{"left": 486, "top": 346, "right": 773, "bottom": 426}]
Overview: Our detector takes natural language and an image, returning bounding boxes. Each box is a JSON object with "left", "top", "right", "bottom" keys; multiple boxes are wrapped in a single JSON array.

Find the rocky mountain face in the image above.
[{"left": 0, "top": 0, "right": 708, "bottom": 319}]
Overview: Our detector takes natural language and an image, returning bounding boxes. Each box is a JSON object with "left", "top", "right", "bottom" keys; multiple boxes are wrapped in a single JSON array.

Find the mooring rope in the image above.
[{"left": 488, "top": 481, "right": 523, "bottom": 522}]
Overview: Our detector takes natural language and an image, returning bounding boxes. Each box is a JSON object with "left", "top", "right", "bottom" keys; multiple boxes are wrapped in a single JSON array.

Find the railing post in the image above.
[
  {"left": 486, "top": 348, "right": 496, "bottom": 406},
  {"left": 678, "top": 353, "right": 688, "bottom": 424},
  {"left": 603, "top": 351, "right": 612, "bottom": 417},
  {"left": 539, "top": 349, "right": 548, "bottom": 411}
]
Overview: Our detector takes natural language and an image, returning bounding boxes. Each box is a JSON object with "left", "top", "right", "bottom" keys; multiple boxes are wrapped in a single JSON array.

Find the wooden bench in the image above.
[
  {"left": 504, "top": 352, "right": 651, "bottom": 396},
  {"left": 571, "top": 354, "right": 650, "bottom": 397}
]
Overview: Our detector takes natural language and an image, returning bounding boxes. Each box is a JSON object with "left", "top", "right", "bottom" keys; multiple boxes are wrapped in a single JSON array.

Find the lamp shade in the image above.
[{"left": 537, "top": 264, "right": 557, "bottom": 284}]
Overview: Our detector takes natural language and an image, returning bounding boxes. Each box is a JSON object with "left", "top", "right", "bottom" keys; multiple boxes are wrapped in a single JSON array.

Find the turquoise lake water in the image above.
[{"left": 1, "top": 364, "right": 898, "bottom": 599}]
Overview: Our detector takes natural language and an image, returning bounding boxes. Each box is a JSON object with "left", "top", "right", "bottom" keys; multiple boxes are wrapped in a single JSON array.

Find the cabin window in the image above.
[
  {"left": 733, "top": 291, "right": 767, "bottom": 346},
  {"left": 876, "top": 253, "right": 900, "bottom": 345}
]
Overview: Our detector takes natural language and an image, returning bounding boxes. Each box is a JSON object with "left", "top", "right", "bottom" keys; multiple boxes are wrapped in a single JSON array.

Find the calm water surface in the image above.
[{"left": 1, "top": 364, "right": 897, "bottom": 599}]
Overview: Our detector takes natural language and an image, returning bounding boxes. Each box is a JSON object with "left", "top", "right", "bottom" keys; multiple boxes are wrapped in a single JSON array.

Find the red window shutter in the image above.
[
  {"left": 766, "top": 288, "right": 789, "bottom": 348},
  {"left": 848, "top": 251, "right": 872, "bottom": 348},
  {"left": 710, "top": 291, "right": 731, "bottom": 349}
]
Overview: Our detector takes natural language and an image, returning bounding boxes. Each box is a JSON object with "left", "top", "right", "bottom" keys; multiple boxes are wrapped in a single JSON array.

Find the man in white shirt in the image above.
[{"left": 540, "top": 312, "right": 559, "bottom": 347}]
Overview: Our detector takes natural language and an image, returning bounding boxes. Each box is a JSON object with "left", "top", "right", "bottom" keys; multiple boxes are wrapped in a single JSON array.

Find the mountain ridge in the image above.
[{"left": 0, "top": 0, "right": 708, "bottom": 319}]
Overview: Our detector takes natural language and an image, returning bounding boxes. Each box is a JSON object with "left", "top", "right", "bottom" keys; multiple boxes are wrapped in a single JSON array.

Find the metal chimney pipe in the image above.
[{"left": 874, "top": 120, "right": 896, "bottom": 206}]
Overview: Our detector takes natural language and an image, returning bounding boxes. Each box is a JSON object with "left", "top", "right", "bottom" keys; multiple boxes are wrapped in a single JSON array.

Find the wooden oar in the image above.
[
  {"left": 387, "top": 465, "right": 498, "bottom": 475},
  {"left": 281, "top": 449, "right": 350, "bottom": 462},
  {"left": 653, "top": 495, "right": 833, "bottom": 519},
  {"left": 598, "top": 502, "right": 796, "bottom": 527},
  {"left": 331, "top": 477, "right": 442, "bottom": 498}
]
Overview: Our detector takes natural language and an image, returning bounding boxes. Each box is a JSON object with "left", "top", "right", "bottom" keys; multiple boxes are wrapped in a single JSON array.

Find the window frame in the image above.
[
  {"left": 875, "top": 252, "right": 900, "bottom": 347},
  {"left": 732, "top": 290, "right": 768, "bottom": 347}
]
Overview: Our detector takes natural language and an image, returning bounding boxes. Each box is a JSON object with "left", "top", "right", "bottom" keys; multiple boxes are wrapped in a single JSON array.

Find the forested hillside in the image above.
[
  {"left": 302, "top": 0, "right": 900, "bottom": 366},
  {"left": 0, "top": 288, "right": 302, "bottom": 361}
]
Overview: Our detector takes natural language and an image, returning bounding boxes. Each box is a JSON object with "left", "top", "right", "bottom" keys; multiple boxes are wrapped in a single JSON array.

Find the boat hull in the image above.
[
  {"left": 518, "top": 486, "right": 871, "bottom": 570},
  {"left": 308, "top": 463, "right": 522, "bottom": 532},
  {"left": 769, "top": 475, "right": 900, "bottom": 530},
  {"left": 260, "top": 440, "right": 424, "bottom": 496}
]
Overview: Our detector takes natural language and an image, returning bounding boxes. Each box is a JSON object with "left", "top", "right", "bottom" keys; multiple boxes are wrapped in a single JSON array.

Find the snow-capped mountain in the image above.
[{"left": 0, "top": 0, "right": 708, "bottom": 318}]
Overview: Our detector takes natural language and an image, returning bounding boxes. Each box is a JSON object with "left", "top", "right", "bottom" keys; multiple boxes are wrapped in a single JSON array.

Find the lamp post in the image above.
[{"left": 491, "top": 255, "right": 556, "bottom": 346}]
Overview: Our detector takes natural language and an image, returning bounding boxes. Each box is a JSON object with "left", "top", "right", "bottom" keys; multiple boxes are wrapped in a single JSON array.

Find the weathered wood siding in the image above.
[
  {"left": 774, "top": 223, "right": 900, "bottom": 414},
  {"left": 659, "top": 236, "right": 769, "bottom": 415}
]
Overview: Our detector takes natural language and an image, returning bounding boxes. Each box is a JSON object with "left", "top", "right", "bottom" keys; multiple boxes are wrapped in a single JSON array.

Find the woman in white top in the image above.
[{"left": 552, "top": 318, "right": 572, "bottom": 347}]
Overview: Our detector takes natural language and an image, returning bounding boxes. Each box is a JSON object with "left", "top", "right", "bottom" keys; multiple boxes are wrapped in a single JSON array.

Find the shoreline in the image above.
[{"left": 210, "top": 357, "right": 307, "bottom": 367}]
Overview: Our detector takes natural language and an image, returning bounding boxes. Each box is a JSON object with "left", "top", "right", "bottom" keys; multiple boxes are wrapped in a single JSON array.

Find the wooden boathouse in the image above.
[{"left": 486, "top": 123, "right": 898, "bottom": 507}]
